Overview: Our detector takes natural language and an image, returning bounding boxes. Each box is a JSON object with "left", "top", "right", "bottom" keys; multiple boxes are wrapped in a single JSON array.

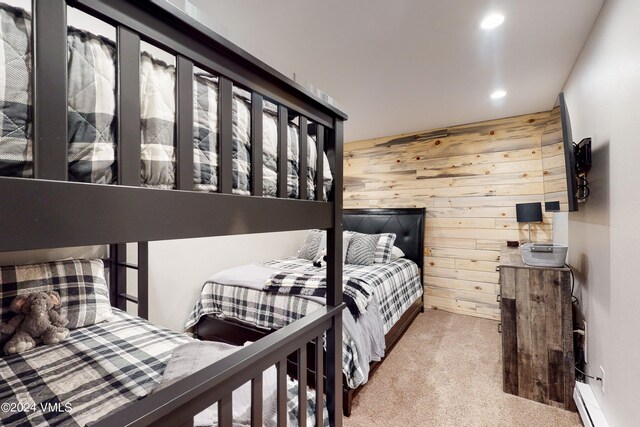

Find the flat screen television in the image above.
[
  {"left": 541, "top": 92, "right": 579, "bottom": 212},
  {"left": 558, "top": 93, "right": 579, "bottom": 212}
]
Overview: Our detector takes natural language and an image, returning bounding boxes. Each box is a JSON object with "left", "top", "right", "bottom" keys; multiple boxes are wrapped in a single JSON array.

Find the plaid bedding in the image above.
[
  {"left": 0, "top": 309, "right": 327, "bottom": 426},
  {"left": 0, "top": 4, "right": 31, "bottom": 178},
  {"left": 140, "top": 52, "right": 176, "bottom": 189},
  {"left": 263, "top": 258, "right": 423, "bottom": 333},
  {"left": 193, "top": 74, "right": 253, "bottom": 195},
  {"left": 0, "top": 309, "right": 189, "bottom": 426},
  {"left": 0, "top": 6, "right": 117, "bottom": 182},
  {"left": 186, "top": 257, "right": 423, "bottom": 388},
  {"left": 264, "top": 272, "right": 373, "bottom": 319},
  {"left": 262, "top": 107, "right": 299, "bottom": 198},
  {"left": 306, "top": 135, "right": 333, "bottom": 201},
  {"left": 0, "top": 4, "right": 333, "bottom": 198},
  {"left": 0, "top": 259, "right": 113, "bottom": 352},
  {"left": 67, "top": 28, "right": 117, "bottom": 184}
]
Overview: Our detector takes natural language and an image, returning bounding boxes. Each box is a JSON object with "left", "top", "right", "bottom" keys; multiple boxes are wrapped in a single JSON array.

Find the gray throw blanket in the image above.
[
  {"left": 152, "top": 341, "right": 278, "bottom": 426},
  {"left": 152, "top": 341, "right": 328, "bottom": 427}
]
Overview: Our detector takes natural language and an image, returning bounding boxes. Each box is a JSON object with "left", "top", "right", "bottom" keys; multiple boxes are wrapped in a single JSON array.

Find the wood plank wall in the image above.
[
  {"left": 541, "top": 105, "right": 570, "bottom": 210},
  {"left": 344, "top": 112, "right": 553, "bottom": 320}
]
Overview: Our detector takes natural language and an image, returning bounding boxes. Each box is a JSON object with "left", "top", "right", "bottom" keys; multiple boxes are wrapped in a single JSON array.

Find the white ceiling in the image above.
[{"left": 179, "top": 0, "right": 603, "bottom": 142}]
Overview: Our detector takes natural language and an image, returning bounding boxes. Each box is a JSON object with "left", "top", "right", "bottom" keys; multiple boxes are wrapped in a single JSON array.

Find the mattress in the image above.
[
  {"left": 0, "top": 4, "right": 332, "bottom": 199},
  {"left": 186, "top": 257, "right": 424, "bottom": 388},
  {"left": 0, "top": 309, "right": 326, "bottom": 427}
]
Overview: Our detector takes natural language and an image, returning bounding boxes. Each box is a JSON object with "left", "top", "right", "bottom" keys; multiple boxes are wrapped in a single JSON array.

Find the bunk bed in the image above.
[
  {"left": 191, "top": 208, "right": 426, "bottom": 416},
  {"left": 0, "top": 0, "right": 347, "bottom": 426}
]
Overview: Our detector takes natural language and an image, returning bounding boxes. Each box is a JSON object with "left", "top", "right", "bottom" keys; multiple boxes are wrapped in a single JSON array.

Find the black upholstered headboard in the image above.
[{"left": 343, "top": 208, "right": 425, "bottom": 280}]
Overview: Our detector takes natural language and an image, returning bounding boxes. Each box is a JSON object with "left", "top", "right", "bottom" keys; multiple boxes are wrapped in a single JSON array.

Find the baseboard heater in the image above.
[{"left": 574, "top": 381, "right": 609, "bottom": 427}]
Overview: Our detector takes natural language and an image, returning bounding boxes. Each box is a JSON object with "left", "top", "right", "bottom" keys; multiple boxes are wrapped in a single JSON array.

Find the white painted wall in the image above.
[
  {"left": 562, "top": 0, "right": 640, "bottom": 425},
  {"left": 0, "top": 232, "right": 306, "bottom": 333},
  {"left": 147, "top": 231, "right": 306, "bottom": 331},
  {"left": 552, "top": 212, "right": 569, "bottom": 247}
]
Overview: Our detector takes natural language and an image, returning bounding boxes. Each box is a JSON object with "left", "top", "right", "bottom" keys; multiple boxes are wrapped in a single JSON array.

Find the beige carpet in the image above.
[{"left": 344, "top": 309, "right": 582, "bottom": 427}]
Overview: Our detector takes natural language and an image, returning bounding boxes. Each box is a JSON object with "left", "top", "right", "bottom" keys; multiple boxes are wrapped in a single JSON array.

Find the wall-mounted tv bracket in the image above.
[{"left": 574, "top": 137, "right": 592, "bottom": 202}]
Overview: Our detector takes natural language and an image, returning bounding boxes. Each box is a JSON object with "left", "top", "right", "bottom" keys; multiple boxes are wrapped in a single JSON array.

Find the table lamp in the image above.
[{"left": 516, "top": 202, "right": 543, "bottom": 243}]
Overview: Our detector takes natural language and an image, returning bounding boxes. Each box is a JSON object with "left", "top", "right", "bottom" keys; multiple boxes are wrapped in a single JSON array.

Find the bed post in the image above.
[
  {"left": 298, "top": 116, "right": 308, "bottom": 200},
  {"left": 419, "top": 208, "right": 426, "bottom": 313},
  {"left": 108, "top": 244, "right": 118, "bottom": 308},
  {"left": 138, "top": 242, "right": 149, "bottom": 319},
  {"left": 326, "top": 118, "right": 344, "bottom": 427}
]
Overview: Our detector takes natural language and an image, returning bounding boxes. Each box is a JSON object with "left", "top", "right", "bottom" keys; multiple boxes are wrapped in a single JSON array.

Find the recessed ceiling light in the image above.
[
  {"left": 481, "top": 13, "right": 505, "bottom": 30},
  {"left": 490, "top": 89, "right": 507, "bottom": 99}
]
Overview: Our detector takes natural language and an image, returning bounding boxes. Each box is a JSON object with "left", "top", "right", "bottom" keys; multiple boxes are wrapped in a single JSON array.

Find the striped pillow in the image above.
[
  {"left": 0, "top": 259, "right": 113, "bottom": 352},
  {"left": 345, "top": 233, "right": 379, "bottom": 266},
  {"left": 374, "top": 233, "right": 397, "bottom": 264}
]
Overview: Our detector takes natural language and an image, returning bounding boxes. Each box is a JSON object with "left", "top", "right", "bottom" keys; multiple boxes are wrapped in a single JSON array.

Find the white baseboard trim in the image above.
[{"left": 574, "top": 381, "right": 609, "bottom": 427}]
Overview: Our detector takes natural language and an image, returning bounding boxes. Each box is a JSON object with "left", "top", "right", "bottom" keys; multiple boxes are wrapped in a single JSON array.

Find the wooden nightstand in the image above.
[{"left": 498, "top": 246, "right": 576, "bottom": 411}]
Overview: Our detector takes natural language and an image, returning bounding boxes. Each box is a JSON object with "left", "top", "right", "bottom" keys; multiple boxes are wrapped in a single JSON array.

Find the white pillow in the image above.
[{"left": 390, "top": 245, "right": 405, "bottom": 261}]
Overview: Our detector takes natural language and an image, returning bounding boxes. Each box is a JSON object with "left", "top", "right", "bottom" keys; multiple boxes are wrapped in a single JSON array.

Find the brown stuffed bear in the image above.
[{"left": 0, "top": 291, "right": 70, "bottom": 355}]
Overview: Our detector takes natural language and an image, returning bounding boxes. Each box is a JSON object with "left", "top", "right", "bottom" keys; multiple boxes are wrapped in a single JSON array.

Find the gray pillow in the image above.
[
  {"left": 297, "top": 229, "right": 324, "bottom": 260},
  {"left": 345, "top": 233, "right": 379, "bottom": 266}
]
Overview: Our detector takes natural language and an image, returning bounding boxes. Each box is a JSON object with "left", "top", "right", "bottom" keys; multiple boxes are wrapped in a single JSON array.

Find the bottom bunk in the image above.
[
  {"left": 0, "top": 308, "right": 328, "bottom": 427},
  {"left": 0, "top": 257, "right": 339, "bottom": 427}
]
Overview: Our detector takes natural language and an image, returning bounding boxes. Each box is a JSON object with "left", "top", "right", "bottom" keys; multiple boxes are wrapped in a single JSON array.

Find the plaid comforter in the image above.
[
  {"left": 0, "top": 309, "right": 327, "bottom": 427},
  {"left": 186, "top": 257, "right": 423, "bottom": 388},
  {"left": 0, "top": 310, "right": 188, "bottom": 426},
  {"left": 0, "top": 4, "right": 333, "bottom": 198},
  {"left": 0, "top": 6, "right": 117, "bottom": 182}
]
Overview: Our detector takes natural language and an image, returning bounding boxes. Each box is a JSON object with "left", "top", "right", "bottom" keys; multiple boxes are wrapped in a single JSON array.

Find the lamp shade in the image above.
[{"left": 516, "top": 202, "right": 543, "bottom": 223}]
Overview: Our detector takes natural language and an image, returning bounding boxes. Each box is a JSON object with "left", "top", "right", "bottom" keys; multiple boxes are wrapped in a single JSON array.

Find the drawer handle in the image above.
[
  {"left": 496, "top": 294, "right": 501, "bottom": 303},
  {"left": 495, "top": 266, "right": 500, "bottom": 272},
  {"left": 498, "top": 323, "right": 502, "bottom": 334}
]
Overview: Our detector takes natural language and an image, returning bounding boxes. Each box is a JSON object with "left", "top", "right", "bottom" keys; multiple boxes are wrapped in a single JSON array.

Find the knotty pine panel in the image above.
[{"left": 344, "top": 111, "right": 553, "bottom": 320}]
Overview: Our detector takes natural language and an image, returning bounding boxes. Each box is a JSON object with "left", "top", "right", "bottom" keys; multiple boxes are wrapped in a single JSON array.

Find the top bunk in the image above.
[
  {"left": 0, "top": 2, "right": 347, "bottom": 425},
  {"left": 0, "top": 0, "right": 347, "bottom": 253}
]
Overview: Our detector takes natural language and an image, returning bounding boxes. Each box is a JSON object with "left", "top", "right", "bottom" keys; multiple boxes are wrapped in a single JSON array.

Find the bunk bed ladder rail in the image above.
[
  {"left": 106, "top": 242, "right": 149, "bottom": 320},
  {"left": 90, "top": 304, "right": 345, "bottom": 427}
]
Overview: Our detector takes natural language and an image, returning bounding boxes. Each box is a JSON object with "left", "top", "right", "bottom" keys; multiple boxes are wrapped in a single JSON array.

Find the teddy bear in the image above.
[{"left": 0, "top": 291, "right": 70, "bottom": 355}]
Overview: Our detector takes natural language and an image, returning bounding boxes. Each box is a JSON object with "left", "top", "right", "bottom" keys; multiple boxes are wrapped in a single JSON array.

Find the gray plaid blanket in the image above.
[
  {"left": 0, "top": 4, "right": 332, "bottom": 198},
  {"left": 0, "top": 309, "right": 326, "bottom": 426},
  {"left": 186, "top": 257, "right": 423, "bottom": 388},
  {"left": 0, "top": 309, "right": 189, "bottom": 426},
  {"left": 264, "top": 272, "right": 373, "bottom": 319},
  {"left": 0, "top": 5, "right": 117, "bottom": 182}
]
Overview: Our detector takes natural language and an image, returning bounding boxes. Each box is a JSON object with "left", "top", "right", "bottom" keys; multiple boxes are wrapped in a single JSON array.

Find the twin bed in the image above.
[
  {"left": 0, "top": 1, "right": 426, "bottom": 426},
  {"left": 191, "top": 209, "right": 426, "bottom": 416}
]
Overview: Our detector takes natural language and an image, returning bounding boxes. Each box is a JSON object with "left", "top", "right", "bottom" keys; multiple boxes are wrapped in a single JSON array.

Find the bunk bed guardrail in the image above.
[
  {"left": 90, "top": 305, "right": 345, "bottom": 427},
  {"left": 0, "top": 0, "right": 347, "bottom": 425}
]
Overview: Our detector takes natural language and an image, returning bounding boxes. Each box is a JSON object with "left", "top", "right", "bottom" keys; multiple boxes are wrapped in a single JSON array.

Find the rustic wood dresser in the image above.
[{"left": 498, "top": 246, "right": 576, "bottom": 411}]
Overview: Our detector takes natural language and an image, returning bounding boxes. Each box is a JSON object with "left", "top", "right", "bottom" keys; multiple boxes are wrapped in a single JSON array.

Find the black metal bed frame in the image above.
[{"left": 0, "top": 1, "right": 347, "bottom": 426}]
